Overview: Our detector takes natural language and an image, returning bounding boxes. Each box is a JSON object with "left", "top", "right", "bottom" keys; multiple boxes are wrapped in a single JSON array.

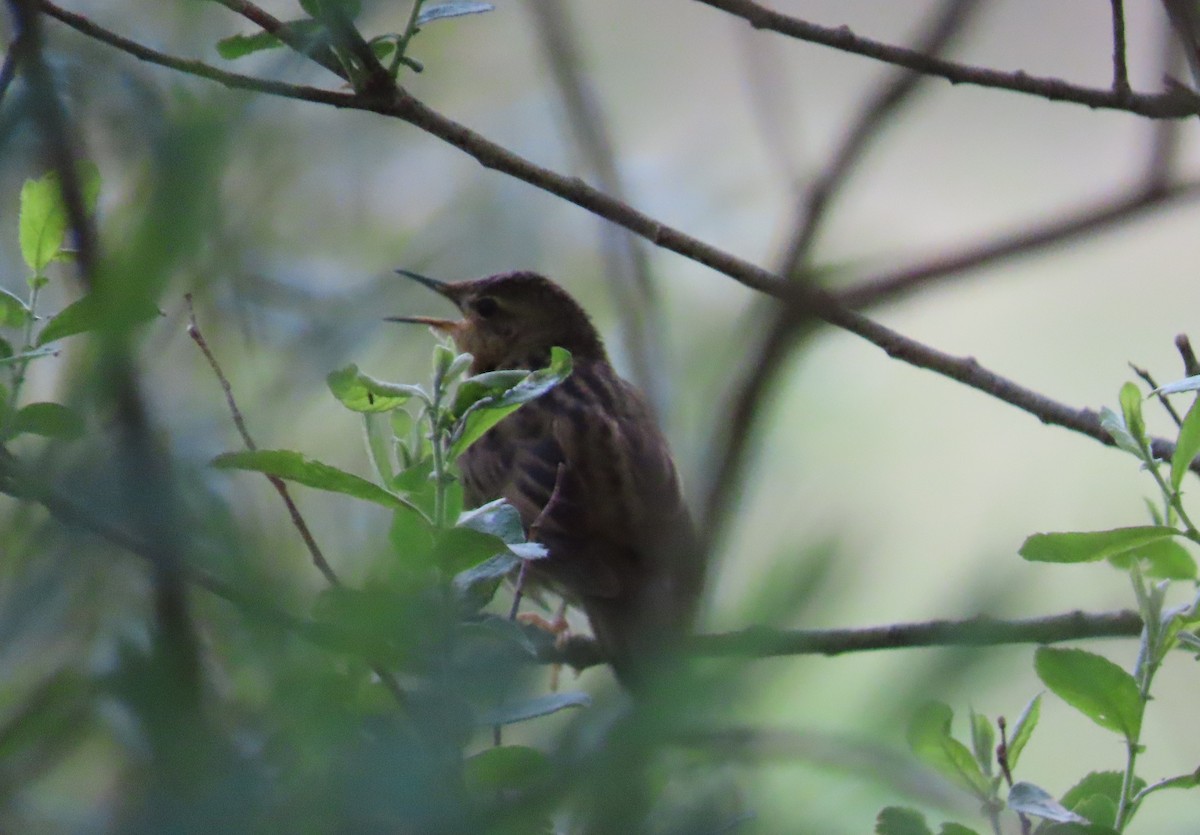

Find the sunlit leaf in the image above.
[
  {"left": 1034, "top": 648, "right": 1142, "bottom": 740},
  {"left": 968, "top": 709, "right": 993, "bottom": 775},
  {"left": 0, "top": 289, "right": 30, "bottom": 328},
  {"left": 18, "top": 165, "right": 100, "bottom": 273},
  {"left": 1118, "top": 382, "right": 1145, "bottom": 446},
  {"left": 1107, "top": 536, "right": 1196, "bottom": 580}
]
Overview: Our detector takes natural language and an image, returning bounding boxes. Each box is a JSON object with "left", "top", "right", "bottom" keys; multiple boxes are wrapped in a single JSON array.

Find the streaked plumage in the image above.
[{"left": 393, "top": 271, "right": 703, "bottom": 687}]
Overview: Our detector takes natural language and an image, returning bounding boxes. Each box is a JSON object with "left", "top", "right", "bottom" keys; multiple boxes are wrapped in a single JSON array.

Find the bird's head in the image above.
[{"left": 389, "top": 270, "right": 607, "bottom": 371}]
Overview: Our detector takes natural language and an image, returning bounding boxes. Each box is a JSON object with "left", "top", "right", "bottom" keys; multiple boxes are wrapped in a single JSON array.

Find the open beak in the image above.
[{"left": 385, "top": 269, "right": 463, "bottom": 333}]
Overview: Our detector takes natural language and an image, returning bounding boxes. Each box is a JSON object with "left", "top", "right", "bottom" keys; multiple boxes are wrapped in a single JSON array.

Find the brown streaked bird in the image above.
[{"left": 390, "top": 270, "right": 703, "bottom": 688}]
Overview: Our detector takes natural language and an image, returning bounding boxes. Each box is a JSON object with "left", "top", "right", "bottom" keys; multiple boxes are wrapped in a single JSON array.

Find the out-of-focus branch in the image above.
[
  {"left": 39, "top": 2, "right": 1200, "bottom": 482},
  {"left": 696, "top": 0, "right": 1200, "bottom": 118},
  {"left": 699, "top": 0, "right": 980, "bottom": 548},
  {"left": 837, "top": 179, "right": 1200, "bottom": 310},
  {"left": 1110, "top": 0, "right": 1131, "bottom": 96},
  {"left": 553, "top": 609, "right": 1146, "bottom": 669},
  {"left": 525, "top": 0, "right": 666, "bottom": 413}
]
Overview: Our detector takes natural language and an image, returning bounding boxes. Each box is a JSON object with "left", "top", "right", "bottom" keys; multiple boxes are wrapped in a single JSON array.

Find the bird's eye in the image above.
[{"left": 473, "top": 296, "right": 499, "bottom": 318}]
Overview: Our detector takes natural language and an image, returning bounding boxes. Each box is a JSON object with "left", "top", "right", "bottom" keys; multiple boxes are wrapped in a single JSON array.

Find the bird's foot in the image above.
[{"left": 517, "top": 610, "right": 572, "bottom": 690}]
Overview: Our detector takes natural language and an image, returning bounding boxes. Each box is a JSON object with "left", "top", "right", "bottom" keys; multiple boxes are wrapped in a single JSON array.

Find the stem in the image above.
[
  {"left": 391, "top": 0, "right": 425, "bottom": 76},
  {"left": 7, "top": 277, "right": 43, "bottom": 416},
  {"left": 1115, "top": 569, "right": 1157, "bottom": 831}
]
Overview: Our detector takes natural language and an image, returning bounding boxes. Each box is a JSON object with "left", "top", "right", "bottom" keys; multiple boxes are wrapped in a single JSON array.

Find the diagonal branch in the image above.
[
  {"left": 694, "top": 0, "right": 1200, "bottom": 118},
  {"left": 39, "top": 2, "right": 1200, "bottom": 482}
]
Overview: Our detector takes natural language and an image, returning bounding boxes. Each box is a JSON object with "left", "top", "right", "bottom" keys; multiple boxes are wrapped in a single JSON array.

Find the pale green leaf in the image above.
[{"left": 1034, "top": 648, "right": 1142, "bottom": 740}]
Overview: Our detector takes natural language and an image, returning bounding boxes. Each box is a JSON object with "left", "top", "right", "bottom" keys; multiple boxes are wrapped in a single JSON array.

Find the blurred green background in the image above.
[{"left": 1, "top": 1, "right": 1199, "bottom": 832}]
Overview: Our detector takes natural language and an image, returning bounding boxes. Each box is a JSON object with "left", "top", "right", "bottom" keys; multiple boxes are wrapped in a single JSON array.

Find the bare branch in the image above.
[
  {"left": 1110, "top": 0, "right": 1131, "bottom": 96},
  {"left": 695, "top": 0, "right": 1200, "bottom": 118}
]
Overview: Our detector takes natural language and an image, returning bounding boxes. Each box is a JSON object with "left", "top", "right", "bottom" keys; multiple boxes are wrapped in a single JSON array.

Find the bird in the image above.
[{"left": 390, "top": 270, "right": 703, "bottom": 689}]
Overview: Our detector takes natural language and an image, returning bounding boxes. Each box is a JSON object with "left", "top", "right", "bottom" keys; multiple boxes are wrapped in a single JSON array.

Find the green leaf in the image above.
[
  {"left": 1061, "top": 771, "right": 1143, "bottom": 821},
  {"left": 477, "top": 690, "right": 590, "bottom": 727},
  {"left": 18, "top": 165, "right": 100, "bottom": 273},
  {"left": 327, "top": 364, "right": 427, "bottom": 412},
  {"left": 1020, "top": 526, "right": 1178, "bottom": 564},
  {"left": 1005, "top": 693, "right": 1040, "bottom": 771},
  {"left": 1118, "top": 382, "right": 1145, "bottom": 445},
  {"left": 35, "top": 293, "right": 160, "bottom": 346},
  {"left": 464, "top": 745, "right": 551, "bottom": 796},
  {"left": 968, "top": 709, "right": 994, "bottom": 775},
  {"left": 0, "top": 337, "right": 11, "bottom": 361},
  {"left": 449, "top": 347, "right": 572, "bottom": 459},
  {"left": 453, "top": 552, "right": 519, "bottom": 613},
  {"left": 433, "top": 526, "right": 508, "bottom": 574},
  {"left": 0, "top": 288, "right": 30, "bottom": 328},
  {"left": 1107, "top": 536, "right": 1197, "bottom": 580},
  {"left": 937, "top": 826, "right": 980, "bottom": 835},
  {"left": 1039, "top": 825, "right": 1120, "bottom": 835},
  {"left": 874, "top": 807, "right": 933, "bottom": 835},
  {"left": 1034, "top": 648, "right": 1143, "bottom": 740},
  {"left": 1007, "top": 781, "right": 1086, "bottom": 823},
  {"left": 456, "top": 498, "right": 525, "bottom": 544},
  {"left": 1171, "top": 397, "right": 1200, "bottom": 490},
  {"left": 363, "top": 411, "right": 396, "bottom": 485},
  {"left": 216, "top": 30, "right": 285, "bottom": 59},
  {"left": 11, "top": 402, "right": 84, "bottom": 440},
  {"left": 416, "top": 2, "right": 495, "bottom": 26},
  {"left": 906, "top": 702, "right": 991, "bottom": 798},
  {"left": 211, "top": 449, "right": 423, "bottom": 516},
  {"left": 450, "top": 369, "right": 528, "bottom": 416},
  {"left": 1099, "top": 406, "right": 1142, "bottom": 457}
]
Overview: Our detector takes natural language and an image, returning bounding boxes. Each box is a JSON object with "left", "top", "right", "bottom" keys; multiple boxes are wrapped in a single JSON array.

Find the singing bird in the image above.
[{"left": 392, "top": 270, "right": 703, "bottom": 688}]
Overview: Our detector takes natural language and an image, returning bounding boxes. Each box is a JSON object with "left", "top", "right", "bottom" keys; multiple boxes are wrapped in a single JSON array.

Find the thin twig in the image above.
[
  {"left": 1131, "top": 363, "right": 1183, "bottom": 427},
  {"left": 1176, "top": 334, "right": 1200, "bottom": 377},
  {"left": 185, "top": 295, "right": 341, "bottom": 589},
  {"left": 0, "top": 40, "right": 18, "bottom": 105},
  {"left": 694, "top": 0, "right": 1200, "bottom": 119},
  {"left": 1110, "top": 0, "right": 1131, "bottom": 96}
]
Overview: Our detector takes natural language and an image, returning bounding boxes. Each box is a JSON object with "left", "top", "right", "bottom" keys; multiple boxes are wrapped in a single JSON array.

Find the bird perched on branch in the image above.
[{"left": 391, "top": 270, "right": 703, "bottom": 689}]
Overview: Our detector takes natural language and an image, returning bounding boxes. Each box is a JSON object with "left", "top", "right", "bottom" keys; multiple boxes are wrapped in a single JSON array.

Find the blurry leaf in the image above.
[
  {"left": 1020, "top": 527, "right": 1178, "bottom": 564},
  {"left": 453, "top": 552, "right": 518, "bottom": 612},
  {"left": 1069, "top": 794, "right": 1117, "bottom": 829},
  {"left": 0, "top": 337, "right": 10, "bottom": 360},
  {"left": 968, "top": 709, "right": 993, "bottom": 775},
  {"left": 906, "top": 702, "right": 991, "bottom": 798},
  {"left": 212, "top": 449, "right": 424, "bottom": 516},
  {"left": 0, "top": 672, "right": 92, "bottom": 767},
  {"left": 217, "top": 30, "right": 285, "bottom": 59},
  {"left": 1098, "top": 407, "right": 1141, "bottom": 457},
  {"left": 449, "top": 347, "right": 572, "bottom": 459},
  {"left": 388, "top": 506, "right": 435, "bottom": 567},
  {"left": 1107, "top": 536, "right": 1197, "bottom": 580},
  {"left": 478, "top": 691, "right": 590, "bottom": 726},
  {"left": 937, "top": 826, "right": 980, "bottom": 835},
  {"left": 11, "top": 402, "right": 84, "bottom": 440},
  {"left": 457, "top": 498, "right": 525, "bottom": 544},
  {"left": 1007, "top": 782, "right": 1086, "bottom": 823},
  {"left": 0, "top": 289, "right": 30, "bottom": 327},
  {"left": 391, "top": 456, "right": 434, "bottom": 493},
  {"left": 36, "top": 293, "right": 160, "bottom": 346},
  {"left": 1034, "top": 648, "right": 1142, "bottom": 739},
  {"left": 434, "top": 526, "right": 507, "bottom": 574},
  {"left": 1171, "top": 397, "right": 1200, "bottom": 490},
  {"left": 1118, "top": 382, "right": 1145, "bottom": 445},
  {"left": 464, "top": 745, "right": 551, "bottom": 796},
  {"left": 508, "top": 542, "right": 548, "bottom": 560},
  {"left": 874, "top": 807, "right": 933, "bottom": 835},
  {"left": 328, "top": 364, "right": 427, "bottom": 412},
  {"left": 416, "top": 2, "right": 495, "bottom": 26},
  {"left": 370, "top": 38, "right": 396, "bottom": 60},
  {"left": 1039, "top": 825, "right": 1119, "bottom": 835},
  {"left": 1005, "top": 693, "right": 1040, "bottom": 771},
  {"left": 300, "top": 0, "right": 361, "bottom": 18}
]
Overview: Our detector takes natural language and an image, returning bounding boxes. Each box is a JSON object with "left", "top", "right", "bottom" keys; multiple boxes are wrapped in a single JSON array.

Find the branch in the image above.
[
  {"left": 40, "top": 3, "right": 1200, "bottom": 481},
  {"left": 1110, "top": 0, "right": 1131, "bottom": 96},
  {"left": 694, "top": 0, "right": 1199, "bottom": 118},
  {"left": 553, "top": 609, "right": 1145, "bottom": 670}
]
